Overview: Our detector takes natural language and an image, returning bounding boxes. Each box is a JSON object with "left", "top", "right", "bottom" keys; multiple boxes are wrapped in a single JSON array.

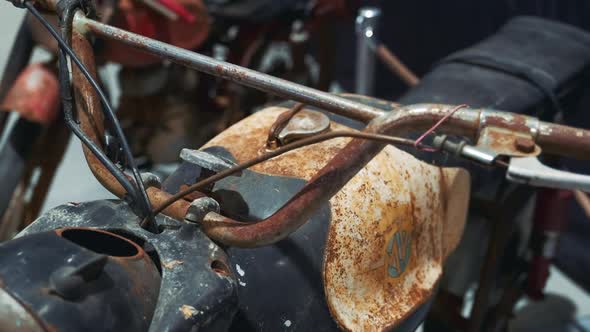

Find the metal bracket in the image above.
[
  {"left": 507, "top": 157, "right": 590, "bottom": 192},
  {"left": 476, "top": 126, "right": 541, "bottom": 158},
  {"left": 277, "top": 110, "right": 331, "bottom": 145},
  {"left": 180, "top": 148, "right": 238, "bottom": 173}
]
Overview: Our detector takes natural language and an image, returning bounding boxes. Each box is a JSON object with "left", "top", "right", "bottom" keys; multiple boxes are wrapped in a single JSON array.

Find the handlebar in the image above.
[{"left": 16, "top": 5, "right": 590, "bottom": 246}]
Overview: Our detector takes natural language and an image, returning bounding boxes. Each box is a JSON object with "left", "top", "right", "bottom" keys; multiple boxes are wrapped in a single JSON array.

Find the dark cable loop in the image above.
[
  {"left": 55, "top": 1, "right": 155, "bottom": 226},
  {"left": 57, "top": 47, "right": 138, "bottom": 203},
  {"left": 25, "top": 1, "right": 157, "bottom": 230},
  {"left": 26, "top": 2, "right": 135, "bottom": 199}
]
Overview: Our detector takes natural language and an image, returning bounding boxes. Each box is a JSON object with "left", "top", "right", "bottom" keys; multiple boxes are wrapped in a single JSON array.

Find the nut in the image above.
[{"left": 514, "top": 137, "right": 535, "bottom": 153}]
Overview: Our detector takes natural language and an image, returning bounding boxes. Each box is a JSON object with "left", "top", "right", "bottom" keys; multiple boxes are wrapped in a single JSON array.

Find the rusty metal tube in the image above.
[
  {"left": 73, "top": 13, "right": 385, "bottom": 123},
  {"left": 372, "top": 104, "right": 590, "bottom": 160},
  {"left": 71, "top": 30, "right": 191, "bottom": 217},
  {"left": 71, "top": 31, "right": 117, "bottom": 194},
  {"left": 375, "top": 44, "right": 420, "bottom": 87},
  {"left": 537, "top": 121, "right": 590, "bottom": 160}
]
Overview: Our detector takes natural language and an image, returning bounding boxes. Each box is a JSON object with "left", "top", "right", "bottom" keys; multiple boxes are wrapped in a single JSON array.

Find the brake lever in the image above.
[
  {"left": 434, "top": 135, "right": 590, "bottom": 192},
  {"left": 506, "top": 156, "right": 590, "bottom": 193}
]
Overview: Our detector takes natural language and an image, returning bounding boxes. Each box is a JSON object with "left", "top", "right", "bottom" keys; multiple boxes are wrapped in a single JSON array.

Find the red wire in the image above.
[{"left": 413, "top": 104, "right": 469, "bottom": 152}]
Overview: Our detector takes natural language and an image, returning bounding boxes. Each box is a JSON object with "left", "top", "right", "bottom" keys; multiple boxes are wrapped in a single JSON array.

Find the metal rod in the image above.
[
  {"left": 467, "top": 186, "right": 532, "bottom": 332},
  {"left": 355, "top": 7, "right": 381, "bottom": 95},
  {"left": 138, "top": 0, "right": 179, "bottom": 21},
  {"left": 75, "top": 13, "right": 385, "bottom": 123},
  {"left": 375, "top": 44, "right": 419, "bottom": 87}
]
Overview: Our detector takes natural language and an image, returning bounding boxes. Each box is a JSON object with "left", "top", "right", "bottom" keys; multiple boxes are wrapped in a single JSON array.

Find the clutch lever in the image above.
[
  {"left": 506, "top": 156, "right": 590, "bottom": 193},
  {"left": 433, "top": 135, "right": 590, "bottom": 192}
]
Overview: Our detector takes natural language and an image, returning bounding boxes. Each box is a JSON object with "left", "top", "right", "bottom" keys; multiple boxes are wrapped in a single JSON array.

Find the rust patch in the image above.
[
  {"left": 323, "top": 150, "right": 454, "bottom": 331},
  {"left": 536, "top": 122, "right": 590, "bottom": 160},
  {"left": 484, "top": 114, "right": 530, "bottom": 133},
  {"left": 477, "top": 126, "right": 541, "bottom": 157}
]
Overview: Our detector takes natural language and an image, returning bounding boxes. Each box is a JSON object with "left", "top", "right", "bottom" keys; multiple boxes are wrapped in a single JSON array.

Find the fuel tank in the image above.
[{"left": 164, "top": 96, "right": 471, "bottom": 331}]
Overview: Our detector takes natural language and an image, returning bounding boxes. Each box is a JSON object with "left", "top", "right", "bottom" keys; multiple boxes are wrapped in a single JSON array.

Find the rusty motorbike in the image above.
[
  {"left": 0, "top": 0, "right": 354, "bottom": 237},
  {"left": 0, "top": 0, "right": 590, "bottom": 331}
]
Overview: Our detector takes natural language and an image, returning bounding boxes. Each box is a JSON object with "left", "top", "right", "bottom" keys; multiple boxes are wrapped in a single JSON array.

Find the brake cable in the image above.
[{"left": 152, "top": 130, "right": 424, "bottom": 216}]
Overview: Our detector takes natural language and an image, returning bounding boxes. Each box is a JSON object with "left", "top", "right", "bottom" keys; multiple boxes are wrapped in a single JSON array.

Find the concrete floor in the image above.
[{"left": 0, "top": 2, "right": 589, "bottom": 329}]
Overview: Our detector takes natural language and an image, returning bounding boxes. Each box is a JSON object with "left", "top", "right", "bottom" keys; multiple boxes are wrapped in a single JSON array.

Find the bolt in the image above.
[
  {"left": 514, "top": 137, "right": 535, "bottom": 153},
  {"left": 185, "top": 197, "right": 220, "bottom": 223},
  {"left": 141, "top": 172, "right": 161, "bottom": 189}
]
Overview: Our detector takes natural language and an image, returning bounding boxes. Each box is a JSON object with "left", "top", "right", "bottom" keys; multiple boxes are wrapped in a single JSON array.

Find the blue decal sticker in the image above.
[{"left": 386, "top": 230, "right": 411, "bottom": 278}]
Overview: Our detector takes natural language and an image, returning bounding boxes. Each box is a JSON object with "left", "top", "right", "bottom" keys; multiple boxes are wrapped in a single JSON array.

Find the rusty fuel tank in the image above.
[{"left": 163, "top": 97, "right": 470, "bottom": 331}]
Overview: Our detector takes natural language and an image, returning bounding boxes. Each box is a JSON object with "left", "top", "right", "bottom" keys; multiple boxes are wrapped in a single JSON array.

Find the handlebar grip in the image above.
[{"left": 536, "top": 122, "right": 590, "bottom": 160}]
